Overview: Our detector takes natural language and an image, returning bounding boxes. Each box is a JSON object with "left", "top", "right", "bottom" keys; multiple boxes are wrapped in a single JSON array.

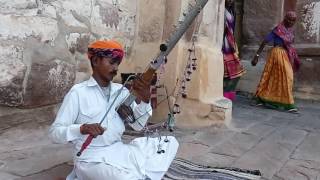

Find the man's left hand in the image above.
[{"left": 132, "top": 77, "right": 151, "bottom": 103}]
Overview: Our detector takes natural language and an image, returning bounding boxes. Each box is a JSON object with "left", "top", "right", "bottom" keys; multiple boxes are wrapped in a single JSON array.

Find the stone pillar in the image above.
[
  {"left": 181, "top": 0, "right": 232, "bottom": 127},
  {"left": 118, "top": 0, "right": 166, "bottom": 75},
  {"left": 122, "top": 0, "right": 230, "bottom": 128}
]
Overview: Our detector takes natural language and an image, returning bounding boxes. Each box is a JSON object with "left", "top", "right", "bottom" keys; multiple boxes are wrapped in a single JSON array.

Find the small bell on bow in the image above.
[
  {"left": 181, "top": 88, "right": 187, "bottom": 98},
  {"left": 181, "top": 80, "right": 186, "bottom": 90},
  {"left": 192, "top": 62, "right": 197, "bottom": 71},
  {"left": 185, "top": 73, "right": 191, "bottom": 81},
  {"left": 173, "top": 103, "right": 181, "bottom": 114}
]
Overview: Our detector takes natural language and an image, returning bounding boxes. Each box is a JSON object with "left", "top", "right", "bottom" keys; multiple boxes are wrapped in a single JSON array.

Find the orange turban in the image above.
[
  {"left": 87, "top": 40, "right": 124, "bottom": 62},
  {"left": 88, "top": 40, "right": 123, "bottom": 50}
]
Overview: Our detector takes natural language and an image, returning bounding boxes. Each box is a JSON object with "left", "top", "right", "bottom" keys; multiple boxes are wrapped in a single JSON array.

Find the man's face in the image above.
[
  {"left": 93, "top": 57, "right": 120, "bottom": 82},
  {"left": 284, "top": 16, "right": 297, "bottom": 28},
  {"left": 225, "top": 0, "right": 234, "bottom": 8}
]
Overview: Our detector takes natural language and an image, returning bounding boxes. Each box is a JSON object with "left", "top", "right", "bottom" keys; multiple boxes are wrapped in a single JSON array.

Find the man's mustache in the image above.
[{"left": 110, "top": 71, "right": 118, "bottom": 76}]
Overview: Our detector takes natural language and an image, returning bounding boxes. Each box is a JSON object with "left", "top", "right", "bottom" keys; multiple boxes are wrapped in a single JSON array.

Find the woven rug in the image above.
[{"left": 164, "top": 158, "right": 261, "bottom": 180}]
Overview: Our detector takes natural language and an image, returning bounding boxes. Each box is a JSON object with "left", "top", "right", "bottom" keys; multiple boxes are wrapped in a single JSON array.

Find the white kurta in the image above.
[{"left": 49, "top": 77, "right": 179, "bottom": 180}]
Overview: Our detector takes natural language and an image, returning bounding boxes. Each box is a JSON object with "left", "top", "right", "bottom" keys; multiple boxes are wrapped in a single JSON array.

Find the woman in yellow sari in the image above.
[{"left": 251, "top": 11, "right": 301, "bottom": 113}]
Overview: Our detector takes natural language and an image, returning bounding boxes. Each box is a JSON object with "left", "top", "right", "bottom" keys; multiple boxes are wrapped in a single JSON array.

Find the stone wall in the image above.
[
  {"left": 237, "top": 0, "right": 320, "bottom": 101},
  {"left": 294, "top": 0, "right": 320, "bottom": 100},
  {"left": 0, "top": 0, "right": 136, "bottom": 107}
]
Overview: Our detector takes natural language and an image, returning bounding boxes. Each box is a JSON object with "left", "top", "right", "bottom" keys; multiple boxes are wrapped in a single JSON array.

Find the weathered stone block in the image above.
[
  {"left": 0, "top": 0, "right": 38, "bottom": 14},
  {"left": 242, "top": 0, "right": 283, "bottom": 45},
  {"left": 295, "top": 1, "right": 320, "bottom": 45},
  {"left": 274, "top": 159, "right": 320, "bottom": 180},
  {"left": 292, "top": 133, "right": 320, "bottom": 162},
  {"left": 233, "top": 128, "right": 307, "bottom": 179},
  {"left": 23, "top": 59, "right": 75, "bottom": 107},
  {"left": 294, "top": 56, "right": 320, "bottom": 101},
  {"left": 0, "top": 15, "right": 58, "bottom": 42},
  {"left": 0, "top": 45, "right": 26, "bottom": 106}
]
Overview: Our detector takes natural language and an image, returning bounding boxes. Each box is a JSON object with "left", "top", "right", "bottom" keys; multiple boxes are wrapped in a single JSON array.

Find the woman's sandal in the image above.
[
  {"left": 250, "top": 99, "right": 263, "bottom": 107},
  {"left": 288, "top": 108, "right": 299, "bottom": 114}
]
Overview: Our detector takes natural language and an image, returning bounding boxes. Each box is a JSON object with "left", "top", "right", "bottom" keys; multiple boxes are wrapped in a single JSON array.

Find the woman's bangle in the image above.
[{"left": 255, "top": 54, "right": 260, "bottom": 57}]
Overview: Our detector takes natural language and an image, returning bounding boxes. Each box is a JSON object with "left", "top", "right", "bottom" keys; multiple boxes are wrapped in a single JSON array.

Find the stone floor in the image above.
[{"left": 1, "top": 96, "right": 320, "bottom": 180}]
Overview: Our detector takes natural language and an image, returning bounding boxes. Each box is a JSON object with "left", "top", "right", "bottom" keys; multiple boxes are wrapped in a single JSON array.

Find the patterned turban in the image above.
[
  {"left": 285, "top": 11, "right": 297, "bottom": 20},
  {"left": 87, "top": 40, "right": 124, "bottom": 62}
]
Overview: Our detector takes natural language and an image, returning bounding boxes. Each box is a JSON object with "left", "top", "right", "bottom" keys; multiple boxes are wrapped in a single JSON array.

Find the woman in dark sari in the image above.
[
  {"left": 251, "top": 11, "right": 301, "bottom": 113},
  {"left": 222, "top": 0, "right": 245, "bottom": 101}
]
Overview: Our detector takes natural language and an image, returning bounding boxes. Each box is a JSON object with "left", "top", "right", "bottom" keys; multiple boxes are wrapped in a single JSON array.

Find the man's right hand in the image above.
[{"left": 80, "top": 123, "right": 105, "bottom": 138}]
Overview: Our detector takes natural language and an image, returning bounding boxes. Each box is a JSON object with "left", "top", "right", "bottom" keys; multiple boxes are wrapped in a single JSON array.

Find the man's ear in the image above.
[{"left": 91, "top": 56, "right": 99, "bottom": 67}]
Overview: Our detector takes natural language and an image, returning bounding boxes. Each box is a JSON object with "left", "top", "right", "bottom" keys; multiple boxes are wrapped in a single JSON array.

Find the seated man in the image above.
[{"left": 49, "top": 40, "right": 179, "bottom": 180}]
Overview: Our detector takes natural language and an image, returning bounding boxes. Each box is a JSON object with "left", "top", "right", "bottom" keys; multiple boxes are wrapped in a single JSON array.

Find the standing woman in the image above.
[
  {"left": 222, "top": 0, "right": 245, "bottom": 101},
  {"left": 251, "top": 11, "right": 301, "bottom": 113}
]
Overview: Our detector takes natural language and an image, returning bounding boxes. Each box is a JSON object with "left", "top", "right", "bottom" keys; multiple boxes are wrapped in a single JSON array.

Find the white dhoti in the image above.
[{"left": 68, "top": 136, "right": 179, "bottom": 180}]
